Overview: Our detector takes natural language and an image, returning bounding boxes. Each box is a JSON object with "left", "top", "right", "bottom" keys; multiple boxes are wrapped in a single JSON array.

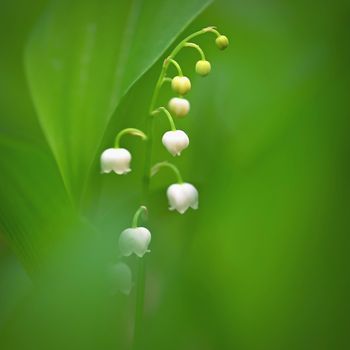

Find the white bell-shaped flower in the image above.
[
  {"left": 167, "top": 183, "right": 198, "bottom": 214},
  {"left": 100, "top": 148, "right": 131, "bottom": 175},
  {"left": 168, "top": 97, "right": 190, "bottom": 117},
  {"left": 110, "top": 262, "right": 132, "bottom": 295},
  {"left": 162, "top": 130, "right": 189, "bottom": 156},
  {"left": 118, "top": 227, "right": 151, "bottom": 258}
]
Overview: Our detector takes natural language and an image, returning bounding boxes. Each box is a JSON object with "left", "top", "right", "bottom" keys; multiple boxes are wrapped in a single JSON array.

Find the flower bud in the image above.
[
  {"left": 168, "top": 97, "right": 190, "bottom": 117},
  {"left": 195, "top": 60, "right": 211, "bottom": 76},
  {"left": 162, "top": 130, "right": 189, "bottom": 156},
  {"left": 167, "top": 183, "right": 198, "bottom": 214},
  {"left": 101, "top": 148, "right": 131, "bottom": 175},
  {"left": 171, "top": 76, "right": 191, "bottom": 95},
  {"left": 118, "top": 227, "right": 151, "bottom": 258},
  {"left": 215, "top": 35, "right": 229, "bottom": 50},
  {"left": 110, "top": 262, "right": 132, "bottom": 295}
]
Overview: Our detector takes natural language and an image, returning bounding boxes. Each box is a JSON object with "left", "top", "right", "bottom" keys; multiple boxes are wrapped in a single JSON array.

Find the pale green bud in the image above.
[
  {"left": 171, "top": 76, "right": 191, "bottom": 95},
  {"left": 216, "top": 35, "right": 229, "bottom": 50},
  {"left": 195, "top": 60, "right": 211, "bottom": 76}
]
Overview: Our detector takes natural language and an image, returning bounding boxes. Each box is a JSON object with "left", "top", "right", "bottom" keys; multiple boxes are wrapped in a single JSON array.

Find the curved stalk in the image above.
[
  {"left": 151, "top": 161, "right": 184, "bottom": 184},
  {"left": 114, "top": 128, "right": 147, "bottom": 148},
  {"left": 168, "top": 58, "right": 183, "bottom": 76},
  {"left": 184, "top": 42, "right": 206, "bottom": 60},
  {"left": 151, "top": 107, "right": 176, "bottom": 131},
  {"left": 132, "top": 206, "right": 147, "bottom": 228}
]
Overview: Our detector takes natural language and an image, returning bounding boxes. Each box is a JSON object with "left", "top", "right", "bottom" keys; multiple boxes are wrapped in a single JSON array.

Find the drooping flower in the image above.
[
  {"left": 110, "top": 262, "right": 133, "bottom": 295},
  {"left": 162, "top": 130, "right": 189, "bottom": 156},
  {"left": 118, "top": 227, "right": 151, "bottom": 258},
  {"left": 168, "top": 97, "right": 190, "bottom": 117},
  {"left": 100, "top": 148, "right": 131, "bottom": 174},
  {"left": 171, "top": 76, "right": 191, "bottom": 95},
  {"left": 195, "top": 60, "right": 211, "bottom": 76},
  {"left": 167, "top": 183, "right": 198, "bottom": 214}
]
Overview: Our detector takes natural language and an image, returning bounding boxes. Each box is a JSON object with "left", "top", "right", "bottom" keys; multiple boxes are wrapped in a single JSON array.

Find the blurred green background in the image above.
[{"left": 1, "top": 0, "right": 349, "bottom": 349}]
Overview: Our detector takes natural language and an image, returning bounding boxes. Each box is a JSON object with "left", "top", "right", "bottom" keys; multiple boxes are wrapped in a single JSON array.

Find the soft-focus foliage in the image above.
[{"left": 1, "top": 0, "right": 349, "bottom": 349}]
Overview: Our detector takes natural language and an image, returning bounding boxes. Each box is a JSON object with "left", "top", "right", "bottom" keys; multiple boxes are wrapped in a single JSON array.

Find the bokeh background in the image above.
[{"left": 1, "top": 0, "right": 349, "bottom": 349}]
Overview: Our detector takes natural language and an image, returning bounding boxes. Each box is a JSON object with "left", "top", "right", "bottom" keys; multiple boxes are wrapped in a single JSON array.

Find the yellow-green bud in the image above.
[
  {"left": 171, "top": 76, "right": 191, "bottom": 95},
  {"left": 216, "top": 35, "right": 229, "bottom": 50},
  {"left": 195, "top": 60, "right": 211, "bottom": 76}
]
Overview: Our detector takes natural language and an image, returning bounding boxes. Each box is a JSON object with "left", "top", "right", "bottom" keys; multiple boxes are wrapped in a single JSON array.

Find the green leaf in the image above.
[
  {"left": 25, "top": 0, "right": 213, "bottom": 202},
  {"left": 0, "top": 136, "right": 77, "bottom": 271}
]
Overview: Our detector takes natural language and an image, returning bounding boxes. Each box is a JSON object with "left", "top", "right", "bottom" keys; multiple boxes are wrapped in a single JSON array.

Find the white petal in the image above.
[
  {"left": 166, "top": 183, "right": 199, "bottom": 214},
  {"left": 118, "top": 227, "right": 151, "bottom": 258},
  {"left": 162, "top": 130, "right": 189, "bottom": 156},
  {"left": 100, "top": 148, "right": 131, "bottom": 175},
  {"left": 183, "top": 183, "right": 199, "bottom": 210},
  {"left": 118, "top": 228, "right": 134, "bottom": 257}
]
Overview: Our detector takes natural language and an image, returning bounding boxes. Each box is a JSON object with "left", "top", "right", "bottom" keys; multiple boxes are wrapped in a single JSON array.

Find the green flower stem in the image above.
[
  {"left": 134, "top": 27, "right": 216, "bottom": 350},
  {"left": 151, "top": 161, "right": 184, "bottom": 184},
  {"left": 204, "top": 26, "right": 221, "bottom": 37},
  {"left": 132, "top": 206, "right": 147, "bottom": 228},
  {"left": 133, "top": 257, "right": 146, "bottom": 350},
  {"left": 168, "top": 58, "right": 183, "bottom": 76},
  {"left": 114, "top": 128, "right": 147, "bottom": 148},
  {"left": 184, "top": 42, "right": 206, "bottom": 60},
  {"left": 132, "top": 204, "right": 147, "bottom": 350},
  {"left": 152, "top": 107, "right": 176, "bottom": 131}
]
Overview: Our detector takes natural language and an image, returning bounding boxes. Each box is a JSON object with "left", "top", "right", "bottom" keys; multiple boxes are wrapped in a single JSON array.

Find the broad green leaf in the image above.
[
  {"left": 0, "top": 0, "right": 78, "bottom": 270},
  {"left": 0, "top": 136, "right": 77, "bottom": 271},
  {"left": 25, "top": 0, "right": 213, "bottom": 202}
]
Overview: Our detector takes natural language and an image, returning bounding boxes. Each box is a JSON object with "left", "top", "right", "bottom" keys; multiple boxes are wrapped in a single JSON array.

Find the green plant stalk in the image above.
[
  {"left": 132, "top": 27, "right": 218, "bottom": 350},
  {"left": 132, "top": 205, "right": 147, "bottom": 228},
  {"left": 151, "top": 161, "right": 183, "bottom": 183},
  {"left": 114, "top": 128, "right": 147, "bottom": 148},
  {"left": 133, "top": 257, "right": 146, "bottom": 350},
  {"left": 152, "top": 107, "right": 176, "bottom": 131},
  {"left": 184, "top": 42, "right": 206, "bottom": 60}
]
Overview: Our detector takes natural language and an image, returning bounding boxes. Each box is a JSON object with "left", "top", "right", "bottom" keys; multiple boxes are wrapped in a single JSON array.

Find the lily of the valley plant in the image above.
[{"left": 100, "top": 26, "right": 229, "bottom": 347}]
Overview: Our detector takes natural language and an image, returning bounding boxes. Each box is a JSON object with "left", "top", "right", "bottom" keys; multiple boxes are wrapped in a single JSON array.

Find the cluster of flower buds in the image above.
[
  {"left": 100, "top": 27, "right": 228, "bottom": 293},
  {"left": 147, "top": 27, "right": 228, "bottom": 214}
]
